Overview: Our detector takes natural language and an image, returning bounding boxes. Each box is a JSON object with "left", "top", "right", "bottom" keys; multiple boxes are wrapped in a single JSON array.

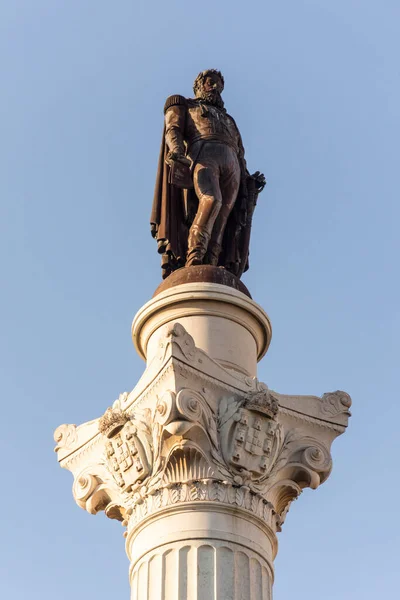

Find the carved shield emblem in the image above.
[
  {"left": 219, "top": 390, "right": 282, "bottom": 481},
  {"left": 227, "top": 409, "right": 280, "bottom": 477},
  {"left": 99, "top": 408, "right": 152, "bottom": 492}
]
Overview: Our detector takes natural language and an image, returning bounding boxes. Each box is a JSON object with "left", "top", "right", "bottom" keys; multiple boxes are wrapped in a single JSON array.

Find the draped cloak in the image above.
[{"left": 150, "top": 107, "right": 259, "bottom": 280}]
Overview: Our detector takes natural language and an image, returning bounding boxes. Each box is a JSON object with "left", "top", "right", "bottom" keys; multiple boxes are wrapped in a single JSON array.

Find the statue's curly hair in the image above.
[{"left": 193, "top": 69, "right": 225, "bottom": 95}]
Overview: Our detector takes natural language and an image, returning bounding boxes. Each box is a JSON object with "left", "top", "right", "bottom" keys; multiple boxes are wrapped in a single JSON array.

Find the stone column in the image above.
[{"left": 54, "top": 279, "right": 351, "bottom": 600}]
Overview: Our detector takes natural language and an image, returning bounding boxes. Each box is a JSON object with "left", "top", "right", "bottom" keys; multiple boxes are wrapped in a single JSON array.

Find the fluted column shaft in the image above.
[
  {"left": 127, "top": 505, "right": 275, "bottom": 600},
  {"left": 130, "top": 541, "right": 272, "bottom": 600}
]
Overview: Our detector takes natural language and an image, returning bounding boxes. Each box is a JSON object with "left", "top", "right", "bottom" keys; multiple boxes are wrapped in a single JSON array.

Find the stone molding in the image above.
[
  {"left": 131, "top": 283, "right": 272, "bottom": 374},
  {"left": 132, "top": 283, "right": 272, "bottom": 352},
  {"left": 126, "top": 480, "right": 282, "bottom": 532}
]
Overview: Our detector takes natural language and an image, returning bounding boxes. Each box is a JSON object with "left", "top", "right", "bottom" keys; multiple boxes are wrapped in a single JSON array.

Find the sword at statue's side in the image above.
[{"left": 237, "top": 171, "right": 266, "bottom": 278}]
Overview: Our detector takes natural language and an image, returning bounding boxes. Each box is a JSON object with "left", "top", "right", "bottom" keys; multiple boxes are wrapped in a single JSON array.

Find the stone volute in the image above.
[{"left": 54, "top": 270, "right": 351, "bottom": 600}]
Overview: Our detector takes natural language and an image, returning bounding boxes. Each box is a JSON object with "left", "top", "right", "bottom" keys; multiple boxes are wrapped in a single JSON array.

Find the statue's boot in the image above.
[
  {"left": 161, "top": 252, "right": 172, "bottom": 279},
  {"left": 186, "top": 187, "right": 222, "bottom": 267},
  {"left": 186, "top": 225, "right": 211, "bottom": 267},
  {"left": 205, "top": 241, "right": 222, "bottom": 266}
]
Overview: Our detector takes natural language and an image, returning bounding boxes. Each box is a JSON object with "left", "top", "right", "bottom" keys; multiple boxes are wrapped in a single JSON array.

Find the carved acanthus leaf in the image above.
[{"left": 128, "top": 479, "right": 281, "bottom": 532}]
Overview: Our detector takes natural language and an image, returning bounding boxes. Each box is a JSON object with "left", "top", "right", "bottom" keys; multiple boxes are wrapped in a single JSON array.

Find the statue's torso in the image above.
[{"left": 185, "top": 101, "right": 240, "bottom": 153}]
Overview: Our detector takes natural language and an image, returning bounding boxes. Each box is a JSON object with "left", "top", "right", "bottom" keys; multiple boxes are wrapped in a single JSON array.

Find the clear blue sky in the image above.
[{"left": 1, "top": 1, "right": 399, "bottom": 598}]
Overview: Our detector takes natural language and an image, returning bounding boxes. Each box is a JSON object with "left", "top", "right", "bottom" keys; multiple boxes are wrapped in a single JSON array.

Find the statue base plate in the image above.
[{"left": 153, "top": 265, "right": 251, "bottom": 298}]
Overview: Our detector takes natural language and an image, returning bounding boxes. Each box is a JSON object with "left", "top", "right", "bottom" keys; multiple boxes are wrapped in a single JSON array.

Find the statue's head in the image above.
[{"left": 193, "top": 69, "right": 225, "bottom": 108}]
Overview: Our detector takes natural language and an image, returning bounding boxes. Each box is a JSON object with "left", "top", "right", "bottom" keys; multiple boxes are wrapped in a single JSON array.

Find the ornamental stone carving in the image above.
[
  {"left": 55, "top": 323, "right": 351, "bottom": 535},
  {"left": 218, "top": 389, "right": 281, "bottom": 484},
  {"left": 54, "top": 423, "right": 77, "bottom": 452},
  {"left": 98, "top": 407, "right": 153, "bottom": 493},
  {"left": 163, "top": 322, "right": 196, "bottom": 362},
  {"left": 320, "top": 390, "right": 352, "bottom": 419}
]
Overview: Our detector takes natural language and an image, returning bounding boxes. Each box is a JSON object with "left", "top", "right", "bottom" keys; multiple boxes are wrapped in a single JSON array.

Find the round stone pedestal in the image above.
[{"left": 132, "top": 281, "right": 271, "bottom": 377}]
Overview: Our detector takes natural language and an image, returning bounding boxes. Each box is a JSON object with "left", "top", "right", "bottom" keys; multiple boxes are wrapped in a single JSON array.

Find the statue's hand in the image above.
[
  {"left": 250, "top": 171, "right": 266, "bottom": 193},
  {"left": 166, "top": 151, "right": 191, "bottom": 167}
]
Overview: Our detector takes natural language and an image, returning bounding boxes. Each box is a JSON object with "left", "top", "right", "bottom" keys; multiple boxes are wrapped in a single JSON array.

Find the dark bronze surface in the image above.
[
  {"left": 151, "top": 70, "right": 266, "bottom": 282},
  {"left": 152, "top": 265, "right": 252, "bottom": 298}
]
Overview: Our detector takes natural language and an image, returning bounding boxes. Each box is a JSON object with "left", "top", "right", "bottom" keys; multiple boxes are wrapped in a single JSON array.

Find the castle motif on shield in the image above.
[
  {"left": 219, "top": 389, "right": 282, "bottom": 481},
  {"left": 98, "top": 407, "right": 152, "bottom": 492}
]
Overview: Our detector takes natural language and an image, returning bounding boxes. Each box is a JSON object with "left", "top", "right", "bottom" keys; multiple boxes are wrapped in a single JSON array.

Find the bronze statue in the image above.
[{"left": 151, "top": 69, "right": 265, "bottom": 279}]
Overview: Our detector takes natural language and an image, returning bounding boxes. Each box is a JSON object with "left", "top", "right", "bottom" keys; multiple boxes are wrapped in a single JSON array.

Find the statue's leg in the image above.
[
  {"left": 207, "top": 149, "right": 241, "bottom": 266},
  {"left": 187, "top": 154, "right": 222, "bottom": 267}
]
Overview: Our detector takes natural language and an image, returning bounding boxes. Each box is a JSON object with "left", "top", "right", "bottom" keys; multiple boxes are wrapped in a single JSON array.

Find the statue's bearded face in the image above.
[{"left": 197, "top": 74, "right": 224, "bottom": 108}]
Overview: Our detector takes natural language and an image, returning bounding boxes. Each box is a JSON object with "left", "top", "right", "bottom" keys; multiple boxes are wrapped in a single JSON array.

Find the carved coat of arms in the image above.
[
  {"left": 219, "top": 389, "right": 282, "bottom": 481},
  {"left": 98, "top": 408, "right": 152, "bottom": 492}
]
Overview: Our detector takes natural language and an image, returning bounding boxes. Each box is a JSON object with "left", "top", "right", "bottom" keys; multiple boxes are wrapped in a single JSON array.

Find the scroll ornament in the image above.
[{"left": 64, "top": 383, "right": 335, "bottom": 528}]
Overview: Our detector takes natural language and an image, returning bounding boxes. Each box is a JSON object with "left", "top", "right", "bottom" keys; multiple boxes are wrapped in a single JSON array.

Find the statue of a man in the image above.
[{"left": 151, "top": 69, "right": 265, "bottom": 279}]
